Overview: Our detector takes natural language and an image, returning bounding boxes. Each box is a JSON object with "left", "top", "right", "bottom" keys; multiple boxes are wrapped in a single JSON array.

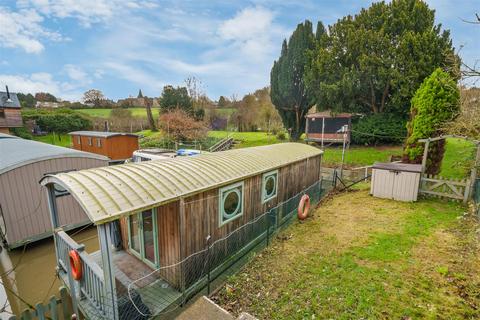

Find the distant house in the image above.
[
  {"left": 35, "top": 101, "right": 62, "bottom": 108},
  {"left": 305, "top": 111, "right": 352, "bottom": 145},
  {"left": 69, "top": 131, "right": 139, "bottom": 161},
  {"left": 0, "top": 133, "right": 109, "bottom": 248},
  {"left": 117, "top": 89, "right": 160, "bottom": 108},
  {"left": 0, "top": 86, "right": 22, "bottom": 134}
]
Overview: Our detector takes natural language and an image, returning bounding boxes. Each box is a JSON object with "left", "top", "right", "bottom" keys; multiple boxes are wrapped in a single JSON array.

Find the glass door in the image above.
[{"left": 128, "top": 209, "right": 159, "bottom": 268}]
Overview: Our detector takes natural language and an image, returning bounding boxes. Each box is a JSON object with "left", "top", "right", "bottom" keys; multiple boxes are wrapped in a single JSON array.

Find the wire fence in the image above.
[{"left": 82, "top": 179, "right": 331, "bottom": 320}]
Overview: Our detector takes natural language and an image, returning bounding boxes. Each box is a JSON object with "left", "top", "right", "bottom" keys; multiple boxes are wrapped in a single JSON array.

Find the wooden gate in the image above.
[{"left": 419, "top": 175, "right": 471, "bottom": 203}]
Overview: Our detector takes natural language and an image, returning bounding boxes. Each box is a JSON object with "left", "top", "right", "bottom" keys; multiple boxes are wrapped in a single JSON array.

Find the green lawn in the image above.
[
  {"left": 322, "top": 145, "right": 402, "bottom": 168},
  {"left": 77, "top": 107, "right": 159, "bottom": 119},
  {"left": 32, "top": 133, "right": 72, "bottom": 147},
  {"left": 208, "top": 131, "right": 285, "bottom": 148},
  {"left": 213, "top": 188, "right": 479, "bottom": 319},
  {"left": 439, "top": 138, "right": 476, "bottom": 179}
]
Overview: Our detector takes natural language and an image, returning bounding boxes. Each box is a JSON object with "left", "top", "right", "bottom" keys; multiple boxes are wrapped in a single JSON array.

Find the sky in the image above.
[{"left": 0, "top": 0, "right": 478, "bottom": 102}]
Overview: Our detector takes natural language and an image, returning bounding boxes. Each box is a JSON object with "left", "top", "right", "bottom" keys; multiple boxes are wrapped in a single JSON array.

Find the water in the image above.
[{"left": 0, "top": 226, "right": 99, "bottom": 316}]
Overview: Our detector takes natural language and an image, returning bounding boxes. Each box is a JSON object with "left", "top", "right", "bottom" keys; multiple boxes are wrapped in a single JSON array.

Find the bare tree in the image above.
[
  {"left": 145, "top": 97, "right": 157, "bottom": 132},
  {"left": 82, "top": 89, "right": 105, "bottom": 107}
]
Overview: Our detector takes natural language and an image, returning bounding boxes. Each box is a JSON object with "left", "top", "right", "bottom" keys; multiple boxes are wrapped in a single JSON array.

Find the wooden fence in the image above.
[
  {"left": 8, "top": 286, "right": 73, "bottom": 320},
  {"left": 419, "top": 174, "right": 471, "bottom": 202}
]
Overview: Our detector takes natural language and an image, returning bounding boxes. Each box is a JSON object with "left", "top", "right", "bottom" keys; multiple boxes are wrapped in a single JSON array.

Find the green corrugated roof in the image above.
[{"left": 41, "top": 143, "right": 322, "bottom": 224}]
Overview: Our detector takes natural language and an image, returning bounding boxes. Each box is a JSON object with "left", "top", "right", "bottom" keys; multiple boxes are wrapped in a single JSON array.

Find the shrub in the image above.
[
  {"left": 22, "top": 108, "right": 92, "bottom": 133},
  {"left": 276, "top": 131, "right": 287, "bottom": 141},
  {"left": 351, "top": 114, "right": 407, "bottom": 145},
  {"left": 403, "top": 68, "right": 459, "bottom": 174},
  {"left": 10, "top": 127, "right": 33, "bottom": 139},
  {"left": 159, "top": 109, "right": 208, "bottom": 142}
]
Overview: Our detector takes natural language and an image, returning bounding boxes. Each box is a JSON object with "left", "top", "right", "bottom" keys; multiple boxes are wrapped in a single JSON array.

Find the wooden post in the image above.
[
  {"left": 98, "top": 223, "right": 119, "bottom": 320},
  {"left": 321, "top": 117, "right": 325, "bottom": 149},
  {"left": 421, "top": 139, "right": 430, "bottom": 174},
  {"left": 46, "top": 185, "right": 80, "bottom": 316},
  {"left": 467, "top": 144, "right": 480, "bottom": 202}
]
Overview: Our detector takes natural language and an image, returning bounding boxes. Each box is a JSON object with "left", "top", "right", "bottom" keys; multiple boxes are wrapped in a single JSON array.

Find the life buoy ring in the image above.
[
  {"left": 297, "top": 194, "right": 310, "bottom": 220},
  {"left": 69, "top": 249, "right": 83, "bottom": 281}
]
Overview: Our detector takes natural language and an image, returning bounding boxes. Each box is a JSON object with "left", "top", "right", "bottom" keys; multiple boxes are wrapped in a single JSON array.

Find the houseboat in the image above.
[{"left": 41, "top": 143, "right": 323, "bottom": 319}]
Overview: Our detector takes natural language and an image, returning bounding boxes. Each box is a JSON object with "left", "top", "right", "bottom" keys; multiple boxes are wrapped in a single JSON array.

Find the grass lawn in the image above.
[
  {"left": 213, "top": 188, "right": 480, "bottom": 319},
  {"left": 77, "top": 107, "right": 159, "bottom": 119},
  {"left": 322, "top": 145, "right": 402, "bottom": 168},
  {"left": 208, "top": 131, "right": 284, "bottom": 148},
  {"left": 440, "top": 138, "right": 476, "bottom": 179},
  {"left": 32, "top": 133, "right": 72, "bottom": 147}
]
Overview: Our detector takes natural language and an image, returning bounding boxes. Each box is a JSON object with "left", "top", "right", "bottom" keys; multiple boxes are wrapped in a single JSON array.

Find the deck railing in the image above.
[{"left": 55, "top": 231, "right": 107, "bottom": 316}]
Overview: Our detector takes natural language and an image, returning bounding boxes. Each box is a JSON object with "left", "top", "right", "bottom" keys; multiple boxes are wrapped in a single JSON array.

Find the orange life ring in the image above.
[
  {"left": 297, "top": 194, "right": 310, "bottom": 220},
  {"left": 69, "top": 249, "right": 83, "bottom": 281}
]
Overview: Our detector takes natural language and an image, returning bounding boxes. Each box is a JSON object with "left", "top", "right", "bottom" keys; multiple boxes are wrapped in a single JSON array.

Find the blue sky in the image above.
[{"left": 0, "top": 0, "right": 478, "bottom": 101}]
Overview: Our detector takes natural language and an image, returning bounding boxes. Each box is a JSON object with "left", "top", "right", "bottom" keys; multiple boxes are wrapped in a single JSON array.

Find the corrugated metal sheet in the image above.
[
  {"left": 0, "top": 135, "right": 108, "bottom": 174},
  {"left": 0, "top": 157, "right": 108, "bottom": 248},
  {"left": 42, "top": 143, "right": 323, "bottom": 224}
]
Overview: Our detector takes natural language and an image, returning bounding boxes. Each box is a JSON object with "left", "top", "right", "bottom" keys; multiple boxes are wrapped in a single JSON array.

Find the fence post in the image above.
[
  {"left": 266, "top": 209, "right": 271, "bottom": 247},
  {"left": 206, "top": 236, "right": 211, "bottom": 295}
]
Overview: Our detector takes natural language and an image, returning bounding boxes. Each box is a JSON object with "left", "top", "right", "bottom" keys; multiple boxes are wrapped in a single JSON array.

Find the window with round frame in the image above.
[
  {"left": 219, "top": 182, "right": 244, "bottom": 226},
  {"left": 262, "top": 170, "right": 278, "bottom": 203}
]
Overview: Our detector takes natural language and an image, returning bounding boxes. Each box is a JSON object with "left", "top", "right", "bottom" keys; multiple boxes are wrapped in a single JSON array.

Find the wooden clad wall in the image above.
[
  {"left": 71, "top": 135, "right": 138, "bottom": 160},
  {"left": 0, "top": 108, "right": 22, "bottom": 128},
  {"left": 181, "top": 155, "right": 322, "bottom": 258},
  {"left": 0, "top": 157, "right": 107, "bottom": 248},
  {"left": 118, "top": 201, "right": 181, "bottom": 287},
  {"left": 106, "top": 136, "right": 139, "bottom": 160}
]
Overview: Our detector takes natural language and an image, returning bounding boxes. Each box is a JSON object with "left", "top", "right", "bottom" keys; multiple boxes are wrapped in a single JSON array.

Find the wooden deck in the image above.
[
  {"left": 59, "top": 249, "right": 182, "bottom": 319},
  {"left": 90, "top": 249, "right": 183, "bottom": 316}
]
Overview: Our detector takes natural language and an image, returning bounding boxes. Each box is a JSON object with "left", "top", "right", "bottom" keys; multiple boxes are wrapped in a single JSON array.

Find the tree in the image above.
[
  {"left": 17, "top": 93, "right": 36, "bottom": 108},
  {"left": 218, "top": 96, "right": 230, "bottom": 108},
  {"left": 159, "top": 109, "right": 208, "bottom": 142},
  {"left": 270, "top": 20, "right": 316, "bottom": 140},
  {"left": 403, "top": 68, "right": 459, "bottom": 175},
  {"left": 306, "top": 0, "right": 456, "bottom": 117},
  {"left": 83, "top": 89, "right": 105, "bottom": 107},
  {"left": 35, "top": 92, "right": 57, "bottom": 102},
  {"left": 145, "top": 97, "right": 157, "bottom": 132},
  {"left": 159, "top": 85, "right": 193, "bottom": 114},
  {"left": 447, "top": 87, "right": 480, "bottom": 139}
]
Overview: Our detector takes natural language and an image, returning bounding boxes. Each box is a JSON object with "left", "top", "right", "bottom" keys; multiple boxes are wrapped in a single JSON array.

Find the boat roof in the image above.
[
  {"left": 41, "top": 143, "right": 323, "bottom": 225},
  {"left": 69, "top": 131, "right": 138, "bottom": 138},
  {"left": 0, "top": 133, "right": 109, "bottom": 174}
]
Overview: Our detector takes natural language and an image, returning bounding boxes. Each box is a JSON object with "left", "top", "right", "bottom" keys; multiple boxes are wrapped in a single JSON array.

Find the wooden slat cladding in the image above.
[
  {"left": 71, "top": 135, "right": 139, "bottom": 160},
  {"left": 0, "top": 108, "right": 22, "bottom": 128},
  {"left": 156, "top": 201, "right": 181, "bottom": 287},
  {"left": 181, "top": 155, "right": 321, "bottom": 258}
]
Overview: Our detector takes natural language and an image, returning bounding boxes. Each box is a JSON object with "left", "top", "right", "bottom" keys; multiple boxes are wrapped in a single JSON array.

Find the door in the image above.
[
  {"left": 393, "top": 171, "right": 419, "bottom": 201},
  {"left": 372, "top": 169, "right": 395, "bottom": 199},
  {"left": 128, "top": 209, "right": 159, "bottom": 268}
]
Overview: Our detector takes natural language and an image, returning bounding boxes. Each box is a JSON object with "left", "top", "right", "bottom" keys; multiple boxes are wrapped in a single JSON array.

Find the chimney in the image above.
[{"left": 5, "top": 86, "right": 12, "bottom": 103}]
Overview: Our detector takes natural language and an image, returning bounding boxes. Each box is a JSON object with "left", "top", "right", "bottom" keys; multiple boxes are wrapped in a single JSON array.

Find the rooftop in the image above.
[
  {"left": 41, "top": 143, "right": 323, "bottom": 224},
  {"left": 0, "top": 91, "right": 21, "bottom": 109},
  {"left": 0, "top": 133, "right": 109, "bottom": 174},
  {"left": 306, "top": 111, "right": 352, "bottom": 118},
  {"left": 69, "top": 131, "right": 138, "bottom": 138}
]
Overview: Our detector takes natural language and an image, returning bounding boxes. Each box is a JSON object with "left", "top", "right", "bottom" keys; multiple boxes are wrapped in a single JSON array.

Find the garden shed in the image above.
[
  {"left": 41, "top": 143, "right": 323, "bottom": 319},
  {"left": 69, "top": 131, "right": 139, "bottom": 162},
  {"left": 371, "top": 162, "right": 422, "bottom": 202},
  {"left": 305, "top": 111, "right": 352, "bottom": 145},
  {"left": 0, "top": 133, "right": 108, "bottom": 249}
]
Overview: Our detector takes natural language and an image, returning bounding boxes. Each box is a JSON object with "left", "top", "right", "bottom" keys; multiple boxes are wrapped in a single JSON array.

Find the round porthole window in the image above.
[
  {"left": 223, "top": 189, "right": 241, "bottom": 219},
  {"left": 264, "top": 175, "right": 276, "bottom": 198}
]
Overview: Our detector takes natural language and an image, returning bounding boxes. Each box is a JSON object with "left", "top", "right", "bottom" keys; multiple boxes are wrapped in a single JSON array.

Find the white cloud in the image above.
[
  {"left": 63, "top": 64, "right": 90, "bottom": 85},
  {"left": 17, "top": 0, "right": 157, "bottom": 27},
  {"left": 0, "top": 7, "right": 63, "bottom": 53},
  {"left": 0, "top": 72, "right": 83, "bottom": 101}
]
